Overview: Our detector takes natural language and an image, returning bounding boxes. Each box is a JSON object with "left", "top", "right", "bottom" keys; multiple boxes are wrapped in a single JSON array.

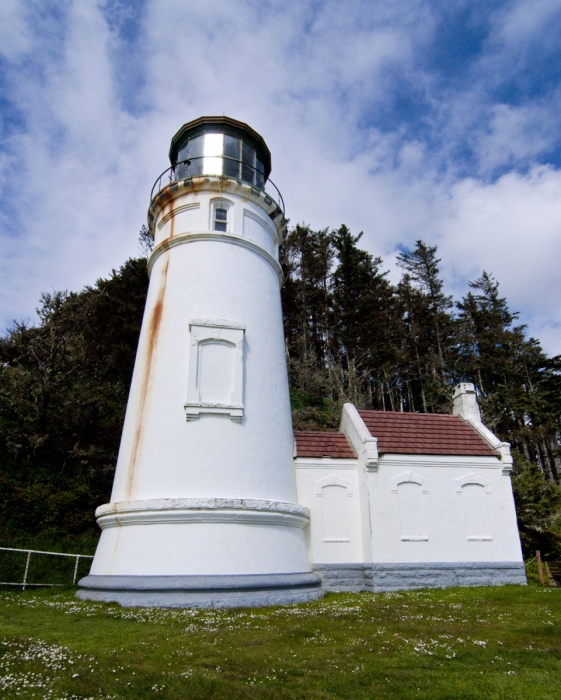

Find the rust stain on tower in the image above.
[{"left": 125, "top": 253, "right": 170, "bottom": 499}]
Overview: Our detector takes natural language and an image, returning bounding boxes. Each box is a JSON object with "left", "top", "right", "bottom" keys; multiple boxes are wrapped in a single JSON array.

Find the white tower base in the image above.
[
  {"left": 77, "top": 573, "right": 322, "bottom": 608},
  {"left": 78, "top": 498, "right": 322, "bottom": 607}
]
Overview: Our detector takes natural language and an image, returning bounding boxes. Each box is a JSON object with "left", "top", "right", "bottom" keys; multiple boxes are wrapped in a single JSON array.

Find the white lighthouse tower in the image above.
[{"left": 77, "top": 117, "right": 322, "bottom": 607}]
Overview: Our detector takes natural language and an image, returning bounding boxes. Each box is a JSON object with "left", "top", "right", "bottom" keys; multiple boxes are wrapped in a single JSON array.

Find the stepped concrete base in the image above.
[
  {"left": 313, "top": 564, "right": 373, "bottom": 592},
  {"left": 370, "top": 562, "right": 527, "bottom": 591},
  {"left": 77, "top": 572, "right": 323, "bottom": 608},
  {"left": 314, "top": 562, "right": 527, "bottom": 592}
]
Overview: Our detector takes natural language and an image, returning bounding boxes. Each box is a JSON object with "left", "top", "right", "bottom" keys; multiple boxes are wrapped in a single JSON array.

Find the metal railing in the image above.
[
  {"left": 150, "top": 155, "right": 285, "bottom": 215},
  {"left": 0, "top": 546, "right": 94, "bottom": 590}
]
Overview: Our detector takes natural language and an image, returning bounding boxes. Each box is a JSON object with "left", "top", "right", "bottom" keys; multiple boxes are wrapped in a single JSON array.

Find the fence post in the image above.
[
  {"left": 22, "top": 551, "right": 32, "bottom": 591},
  {"left": 536, "top": 550, "right": 545, "bottom": 586},
  {"left": 73, "top": 555, "right": 80, "bottom": 585}
]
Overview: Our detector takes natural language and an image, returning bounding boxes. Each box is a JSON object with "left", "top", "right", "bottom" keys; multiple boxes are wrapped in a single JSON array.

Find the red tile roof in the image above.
[
  {"left": 358, "top": 411, "right": 498, "bottom": 456},
  {"left": 294, "top": 431, "right": 356, "bottom": 459}
]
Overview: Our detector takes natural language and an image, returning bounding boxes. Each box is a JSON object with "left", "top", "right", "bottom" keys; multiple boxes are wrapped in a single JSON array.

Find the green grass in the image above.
[{"left": 0, "top": 584, "right": 560, "bottom": 699}]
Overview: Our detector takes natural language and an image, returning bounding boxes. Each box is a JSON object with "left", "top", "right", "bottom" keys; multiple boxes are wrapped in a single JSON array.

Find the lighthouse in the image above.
[{"left": 77, "top": 117, "right": 322, "bottom": 607}]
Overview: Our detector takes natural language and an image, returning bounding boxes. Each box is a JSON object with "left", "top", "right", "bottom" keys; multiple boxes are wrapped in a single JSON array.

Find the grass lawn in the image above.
[{"left": 0, "top": 580, "right": 560, "bottom": 699}]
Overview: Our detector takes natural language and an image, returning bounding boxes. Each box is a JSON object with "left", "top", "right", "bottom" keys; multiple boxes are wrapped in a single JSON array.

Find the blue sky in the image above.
[{"left": 1, "top": 0, "right": 561, "bottom": 354}]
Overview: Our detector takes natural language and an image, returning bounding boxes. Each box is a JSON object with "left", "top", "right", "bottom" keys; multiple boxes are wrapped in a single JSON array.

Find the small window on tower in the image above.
[
  {"left": 210, "top": 198, "right": 233, "bottom": 233},
  {"left": 214, "top": 207, "right": 228, "bottom": 232}
]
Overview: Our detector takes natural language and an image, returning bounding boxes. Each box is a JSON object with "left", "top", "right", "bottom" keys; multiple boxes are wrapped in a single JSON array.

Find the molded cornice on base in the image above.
[
  {"left": 77, "top": 572, "right": 323, "bottom": 608},
  {"left": 95, "top": 498, "right": 310, "bottom": 530}
]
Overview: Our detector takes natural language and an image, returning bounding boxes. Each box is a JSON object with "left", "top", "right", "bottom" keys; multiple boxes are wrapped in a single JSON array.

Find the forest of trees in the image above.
[{"left": 0, "top": 225, "right": 560, "bottom": 556}]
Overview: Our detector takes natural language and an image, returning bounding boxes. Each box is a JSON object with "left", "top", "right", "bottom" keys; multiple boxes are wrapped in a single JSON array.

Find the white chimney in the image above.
[{"left": 452, "top": 383, "right": 482, "bottom": 423}]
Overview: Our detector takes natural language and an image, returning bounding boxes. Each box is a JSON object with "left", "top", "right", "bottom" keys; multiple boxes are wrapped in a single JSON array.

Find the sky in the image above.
[{"left": 1, "top": 0, "right": 561, "bottom": 355}]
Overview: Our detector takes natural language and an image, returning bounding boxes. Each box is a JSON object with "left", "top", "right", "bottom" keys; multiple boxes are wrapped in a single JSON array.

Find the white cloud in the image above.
[
  {"left": 492, "top": 0, "right": 561, "bottom": 48},
  {"left": 0, "top": 0, "right": 31, "bottom": 61},
  {"left": 0, "top": 0, "right": 560, "bottom": 358},
  {"left": 476, "top": 102, "right": 558, "bottom": 172},
  {"left": 437, "top": 166, "right": 561, "bottom": 351},
  {"left": 0, "top": 0, "right": 146, "bottom": 327}
]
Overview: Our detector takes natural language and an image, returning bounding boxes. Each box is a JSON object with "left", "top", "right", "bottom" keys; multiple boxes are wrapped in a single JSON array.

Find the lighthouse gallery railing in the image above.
[{"left": 150, "top": 155, "right": 285, "bottom": 215}]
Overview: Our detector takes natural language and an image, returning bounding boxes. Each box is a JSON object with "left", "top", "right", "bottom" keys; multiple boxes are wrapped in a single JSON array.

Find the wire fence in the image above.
[{"left": 0, "top": 547, "right": 94, "bottom": 590}]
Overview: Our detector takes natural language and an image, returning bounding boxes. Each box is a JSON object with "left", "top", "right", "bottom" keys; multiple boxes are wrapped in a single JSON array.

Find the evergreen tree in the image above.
[
  {"left": 329, "top": 225, "right": 395, "bottom": 408},
  {"left": 512, "top": 454, "right": 561, "bottom": 557},
  {"left": 457, "top": 272, "right": 561, "bottom": 481},
  {"left": 280, "top": 225, "right": 338, "bottom": 428},
  {"left": 395, "top": 240, "right": 456, "bottom": 412},
  {"left": 0, "top": 258, "right": 148, "bottom": 540},
  {"left": 281, "top": 224, "right": 333, "bottom": 369}
]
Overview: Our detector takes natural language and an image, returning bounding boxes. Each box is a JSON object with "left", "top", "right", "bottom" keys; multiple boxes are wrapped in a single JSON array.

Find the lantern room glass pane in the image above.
[
  {"left": 224, "top": 135, "right": 240, "bottom": 159},
  {"left": 188, "top": 135, "right": 204, "bottom": 158},
  {"left": 203, "top": 133, "right": 223, "bottom": 176},
  {"left": 224, "top": 135, "right": 240, "bottom": 178},
  {"left": 241, "top": 141, "right": 255, "bottom": 185},
  {"left": 242, "top": 141, "right": 255, "bottom": 164},
  {"left": 178, "top": 143, "right": 189, "bottom": 163},
  {"left": 182, "top": 135, "right": 204, "bottom": 177},
  {"left": 255, "top": 158, "right": 264, "bottom": 188},
  {"left": 204, "top": 133, "right": 223, "bottom": 156}
]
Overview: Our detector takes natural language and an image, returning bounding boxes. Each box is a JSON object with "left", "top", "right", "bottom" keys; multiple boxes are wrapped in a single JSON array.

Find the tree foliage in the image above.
[
  {"left": 0, "top": 258, "right": 148, "bottom": 543},
  {"left": 1, "top": 226, "right": 560, "bottom": 556}
]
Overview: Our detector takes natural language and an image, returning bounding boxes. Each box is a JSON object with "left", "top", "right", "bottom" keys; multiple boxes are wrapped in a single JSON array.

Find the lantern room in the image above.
[{"left": 169, "top": 116, "right": 272, "bottom": 189}]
